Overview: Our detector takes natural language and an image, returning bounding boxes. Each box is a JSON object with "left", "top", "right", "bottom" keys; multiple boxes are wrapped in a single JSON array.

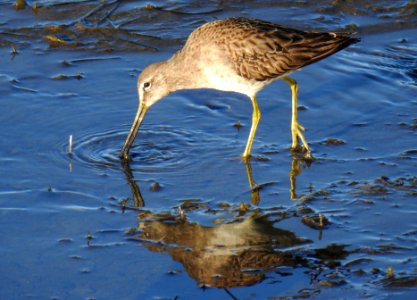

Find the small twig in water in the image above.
[
  {"left": 387, "top": 266, "right": 394, "bottom": 278},
  {"left": 11, "top": 46, "right": 18, "bottom": 55},
  {"left": 178, "top": 206, "right": 185, "bottom": 221},
  {"left": 68, "top": 134, "right": 73, "bottom": 155},
  {"left": 15, "top": 0, "right": 26, "bottom": 10}
]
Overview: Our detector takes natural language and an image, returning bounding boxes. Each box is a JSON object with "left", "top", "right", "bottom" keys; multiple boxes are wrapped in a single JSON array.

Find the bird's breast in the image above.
[{"left": 198, "top": 47, "right": 269, "bottom": 97}]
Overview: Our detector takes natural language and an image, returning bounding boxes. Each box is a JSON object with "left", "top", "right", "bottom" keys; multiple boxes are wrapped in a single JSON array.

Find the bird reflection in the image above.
[
  {"left": 244, "top": 159, "right": 260, "bottom": 205},
  {"left": 133, "top": 210, "right": 310, "bottom": 288},
  {"left": 120, "top": 155, "right": 311, "bottom": 208},
  {"left": 245, "top": 156, "right": 311, "bottom": 203},
  {"left": 121, "top": 159, "right": 145, "bottom": 207},
  {"left": 120, "top": 158, "right": 314, "bottom": 288},
  {"left": 289, "top": 155, "right": 312, "bottom": 200}
]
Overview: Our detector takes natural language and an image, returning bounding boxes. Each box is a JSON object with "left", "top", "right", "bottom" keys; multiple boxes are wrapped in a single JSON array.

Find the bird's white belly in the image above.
[{"left": 201, "top": 58, "right": 271, "bottom": 97}]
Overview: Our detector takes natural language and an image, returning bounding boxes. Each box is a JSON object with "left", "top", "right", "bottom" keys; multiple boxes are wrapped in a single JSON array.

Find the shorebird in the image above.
[{"left": 120, "top": 17, "right": 358, "bottom": 160}]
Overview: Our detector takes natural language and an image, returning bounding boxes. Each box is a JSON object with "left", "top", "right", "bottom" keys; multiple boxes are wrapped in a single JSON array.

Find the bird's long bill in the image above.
[{"left": 120, "top": 102, "right": 148, "bottom": 160}]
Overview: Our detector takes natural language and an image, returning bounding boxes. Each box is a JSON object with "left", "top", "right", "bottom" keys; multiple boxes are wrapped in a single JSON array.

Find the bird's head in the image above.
[
  {"left": 120, "top": 61, "right": 172, "bottom": 160},
  {"left": 137, "top": 61, "right": 173, "bottom": 108}
]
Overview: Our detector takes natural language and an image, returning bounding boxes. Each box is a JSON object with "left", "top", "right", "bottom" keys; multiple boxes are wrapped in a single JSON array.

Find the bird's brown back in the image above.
[{"left": 186, "top": 17, "right": 359, "bottom": 81}]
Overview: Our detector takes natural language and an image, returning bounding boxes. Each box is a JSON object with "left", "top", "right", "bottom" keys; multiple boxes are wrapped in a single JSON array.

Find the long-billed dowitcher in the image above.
[{"left": 120, "top": 17, "right": 359, "bottom": 160}]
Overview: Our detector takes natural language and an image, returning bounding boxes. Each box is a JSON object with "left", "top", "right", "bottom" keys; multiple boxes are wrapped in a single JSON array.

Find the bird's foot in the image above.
[
  {"left": 241, "top": 153, "right": 251, "bottom": 162},
  {"left": 291, "top": 123, "right": 313, "bottom": 161},
  {"left": 291, "top": 146, "right": 312, "bottom": 161}
]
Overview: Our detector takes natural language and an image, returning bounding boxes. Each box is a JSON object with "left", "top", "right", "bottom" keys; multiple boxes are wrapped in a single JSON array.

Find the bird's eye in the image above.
[{"left": 143, "top": 82, "right": 151, "bottom": 90}]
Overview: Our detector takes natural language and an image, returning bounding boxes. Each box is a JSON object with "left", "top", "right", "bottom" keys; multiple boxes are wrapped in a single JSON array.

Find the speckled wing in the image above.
[{"left": 209, "top": 18, "right": 359, "bottom": 81}]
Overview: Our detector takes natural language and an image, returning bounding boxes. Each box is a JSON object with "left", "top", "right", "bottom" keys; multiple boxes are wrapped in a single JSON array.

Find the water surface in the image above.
[{"left": 1, "top": 1, "right": 416, "bottom": 299}]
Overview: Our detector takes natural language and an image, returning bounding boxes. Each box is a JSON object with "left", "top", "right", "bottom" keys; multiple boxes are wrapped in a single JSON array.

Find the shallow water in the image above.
[{"left": 1, "top": 1, "right": 417, "bottom": 299}]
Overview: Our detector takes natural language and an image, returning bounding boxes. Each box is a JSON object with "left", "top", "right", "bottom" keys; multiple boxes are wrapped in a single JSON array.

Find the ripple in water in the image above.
[
  {"left": 63, "top": 126, "right": 237, "bottom": 172},
  {"left": 67, "top": 130, "right": 124, "bottom": 169}
]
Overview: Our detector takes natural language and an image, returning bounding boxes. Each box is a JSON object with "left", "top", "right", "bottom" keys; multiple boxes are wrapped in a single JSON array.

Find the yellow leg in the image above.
[
  {"left": 242, "top": 96, "right": 261, "bottom": 158},
  {"left": 283, "top": 76, "right": 312, "bottom": 159}
]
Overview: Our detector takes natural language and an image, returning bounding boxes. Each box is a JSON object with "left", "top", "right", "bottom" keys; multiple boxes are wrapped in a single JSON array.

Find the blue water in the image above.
[{"left": 1, "top": 1, "right": 416, "bottom": 299}]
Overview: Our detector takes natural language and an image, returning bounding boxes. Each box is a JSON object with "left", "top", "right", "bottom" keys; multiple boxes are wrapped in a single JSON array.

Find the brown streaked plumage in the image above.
[{"left": 120, "top": 17, "right": 359, "bottom": 160}]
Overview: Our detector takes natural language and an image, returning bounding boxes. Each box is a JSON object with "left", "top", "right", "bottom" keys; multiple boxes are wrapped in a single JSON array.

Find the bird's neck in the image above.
[{"left": 164, "top": 51, "right": 203, "bottom": 91}]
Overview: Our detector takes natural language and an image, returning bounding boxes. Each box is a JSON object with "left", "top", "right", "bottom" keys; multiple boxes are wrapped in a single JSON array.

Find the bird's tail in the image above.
[{"left": 290, "top": 32, "right": 360, "bottom": 68}]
